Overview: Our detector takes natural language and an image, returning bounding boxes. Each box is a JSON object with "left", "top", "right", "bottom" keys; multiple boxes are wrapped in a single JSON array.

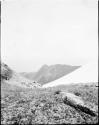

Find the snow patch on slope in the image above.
[{"left": 42, "top": 61, "right": 98, "bottom": 88}]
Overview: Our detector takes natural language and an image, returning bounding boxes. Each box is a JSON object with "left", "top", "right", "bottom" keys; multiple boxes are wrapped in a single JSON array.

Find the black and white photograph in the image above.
[{"left": 1, "top": 0, "right": 98, "bottom": 124}]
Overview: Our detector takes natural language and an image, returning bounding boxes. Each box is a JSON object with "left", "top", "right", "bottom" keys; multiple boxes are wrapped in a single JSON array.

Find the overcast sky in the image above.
[{"left": 1, "top": 0, "right": 98, "bottom": 72}]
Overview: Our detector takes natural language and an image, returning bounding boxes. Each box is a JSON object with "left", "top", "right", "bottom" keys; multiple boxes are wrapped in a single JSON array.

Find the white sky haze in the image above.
[{"left": 1, "top": 0, "right": 98, "bottom": 72}]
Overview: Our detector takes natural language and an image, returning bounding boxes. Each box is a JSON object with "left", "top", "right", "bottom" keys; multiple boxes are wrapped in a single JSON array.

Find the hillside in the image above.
[
  {"left": 1, "top": 62, "right": 41, "bottom": 88},
  {"left": 43, "top": 61, "right": 98, "bottom": 88},
  {"left": 21, "top": 64, "right": 80, "bottom": 85}
]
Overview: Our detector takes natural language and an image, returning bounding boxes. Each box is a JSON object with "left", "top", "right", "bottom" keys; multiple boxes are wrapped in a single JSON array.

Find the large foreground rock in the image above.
[{"left": 60, "top": 92, "right": 97, "bottom": 117}]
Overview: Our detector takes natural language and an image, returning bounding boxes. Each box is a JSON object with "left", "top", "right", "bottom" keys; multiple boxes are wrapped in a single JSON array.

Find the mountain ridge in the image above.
[{"left": 21, "top": 64, "right": 80, "bottom": 85}]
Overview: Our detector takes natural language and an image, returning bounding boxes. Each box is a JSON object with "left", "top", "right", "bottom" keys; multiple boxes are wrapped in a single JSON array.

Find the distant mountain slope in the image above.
[
  {"left": 43, "top": 61, "right": 98, "bottom": 88},
  {"left": 1, "top": 62, "right": 41, "bottom": 88},
  {"left": 21, "top": 64, "right": 80, "bottom": 85}
]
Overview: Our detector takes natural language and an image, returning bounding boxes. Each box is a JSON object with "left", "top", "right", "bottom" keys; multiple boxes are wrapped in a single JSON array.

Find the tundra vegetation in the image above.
[{"left": 1, "top": 82, "right": 98, "bottom": 124}]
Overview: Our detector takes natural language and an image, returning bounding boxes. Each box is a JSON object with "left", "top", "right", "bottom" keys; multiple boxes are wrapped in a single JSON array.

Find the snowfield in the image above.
[{"left": 42, "top": 61, "right": 98, "bottom": 88}]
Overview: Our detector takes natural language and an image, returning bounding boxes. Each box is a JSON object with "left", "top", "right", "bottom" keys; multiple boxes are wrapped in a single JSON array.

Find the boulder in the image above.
[{"left": 61, "top": 92, "right": 97, "bottom": 117}]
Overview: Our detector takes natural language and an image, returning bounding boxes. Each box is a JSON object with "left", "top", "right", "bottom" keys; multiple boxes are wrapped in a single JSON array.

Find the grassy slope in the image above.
[{"left": 1, "top": 82, "right": 98, "bottom": 124}]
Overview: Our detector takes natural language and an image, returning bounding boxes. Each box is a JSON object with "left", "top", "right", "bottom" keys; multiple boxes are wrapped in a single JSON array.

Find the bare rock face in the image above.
[{"left": 60, "top": 92, "right": 97, "bottom": 117}]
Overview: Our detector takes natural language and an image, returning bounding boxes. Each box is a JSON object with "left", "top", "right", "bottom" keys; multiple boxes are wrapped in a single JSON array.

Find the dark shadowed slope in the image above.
[{"left": 1, "top": 62, "right": 13, "bottom": 80}]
